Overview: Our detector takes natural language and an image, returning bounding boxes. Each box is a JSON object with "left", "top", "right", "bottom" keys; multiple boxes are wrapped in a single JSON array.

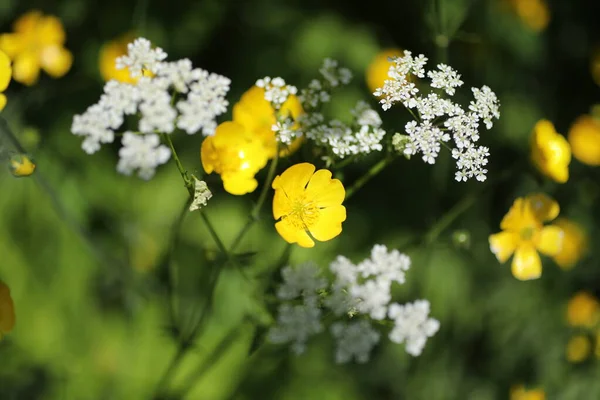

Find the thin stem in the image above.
[
  {"left": 163, "top": 134, "right": 193, "bottom": 192},
  {"left": 345, "top": 156, "right": 395, "bottom": 200},
  {"left": 200, "top": 210, "right": 228, "bottom": 256}
]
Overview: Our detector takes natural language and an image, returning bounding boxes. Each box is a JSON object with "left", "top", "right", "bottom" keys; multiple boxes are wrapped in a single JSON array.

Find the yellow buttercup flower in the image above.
[
  {"left": 99, "top": 33, "right": 137, "bottom": 83},
  {"left": 530, "top": 120, "right": 571, "bottom": 183},
  {"left": 0, "top": 49, "right": 11, "bottom": 110},
  {"left": 0, "top": 280, "right": 15, "bottom": 340},
  {"left": 201, "top": 121, "right": 268, "bottom": 195},
  {"left": 233, "top": 85, "right": 304, "bottom": 158},
  {"left": 0, "top": 10, "right": 72, "bottom": 85},
  {"left": 489, "top": 193, "right": 563, "bottom": 280},
  {"left": 366, "top": 48, "right": 404, "bottom": 95},
  {"left": 568, "top": 115, "right": 600, "bottom": 166},
  {"left": 566, "top": 334, "right": 591, "bottom": 363},
  {"left": 510, "top": 385, "right": 545, "bottom": 400},
  {"left": 272, "top": 163, "right": 346, "bottom": 248},
  {"left": 552, "top": 218, "right": 588, "bottom": 269},
  {"left": 566, "top": 291, "right": 600, "bottom": 328},
  {"left": 9, "top": 153, "right": 36, "bottom": 177},
  {"left": 509, "top": 0, "right": 550, "bottom": 32}
]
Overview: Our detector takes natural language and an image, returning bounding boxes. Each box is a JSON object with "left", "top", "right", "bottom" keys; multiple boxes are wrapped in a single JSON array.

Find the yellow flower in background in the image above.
[
  {"left": 566, "top": 334, "right": 591, "bottom": 363},
  {"left": 0, "top": 49, "right": 11, "bottom": 111},
  {"left": 99, "top": 33, "right": 136, "bottom": 83},
  {"left": 566, "top": 291, "right": 600, "bottom": 328},
  {"left": 530, "top": 120, "right": 571, "bottom": 183},
  {"left": 272, "top": 163, "right": 346, "bottom": 248},
  {"left": 0, "top": 10, "right": 72, "bottom": 85},
  {"left": 489, "top": 193, "right": 563, "bottom": 280},
  {"left": 366, "top": 48, "right": 404, "bottom": 95},
  {"left": 233, "top": 85, "right": 304, "bottom": 158},
  {"left": 509, "top": 0, "right": 550, "bottom": 32},
  {"left": 201, "top": 121, "right": 268, "bottom": 195},
  {"left": 0, "top": 280, "right": 15, "bottom": 340},
  {"left": 9, "top": 153, "right": 36, "bottom": 177},
  {"left": 510, "top": 385, "right": 545, "bottom": 400},
  {"left": 568, "top": 115, "right": 600, "bottom": 166},
  {"left": 552, "top": 218, "right": 588, "bottom": 269}
]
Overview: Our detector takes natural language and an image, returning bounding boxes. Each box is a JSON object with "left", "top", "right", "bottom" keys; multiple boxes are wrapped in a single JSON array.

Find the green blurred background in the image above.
[{"left": 1, "top": 0, "right": 600, "bottom": 398}]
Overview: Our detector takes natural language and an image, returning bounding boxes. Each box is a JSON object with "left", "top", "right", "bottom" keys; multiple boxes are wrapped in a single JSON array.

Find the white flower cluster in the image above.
[
  {"left": 375, "top": 50, "right": 500, "bottom": 182},
  {"left": 71, "top": 37, "right": 231, "bottom": 179},
  {"left": 268, "top": 244, "right": 440, "bottom": 363},
  {"left": 299, "top": 58, "right": 352, "bottom": 110},
  {"left": 256, "top": 77, "right": 298, "bottom": 110},
  {"left": 117, "top": 132, "right": 170, "bottom": 179},
  {"left": 189, "top": 177, "right": 212, "bottom": 212}
]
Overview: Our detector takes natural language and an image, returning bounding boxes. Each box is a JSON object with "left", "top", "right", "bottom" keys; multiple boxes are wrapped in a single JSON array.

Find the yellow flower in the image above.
[
  {"left": 510, "top": 385, "right": 545, "bottom": 400},
  {"left": 566, "top": 334, "right": 591, "bottom": 363},
  {"left": 9, "top": 153, "right": 36, "bottom": 177},
  {"left": 509, "top": 0, "right": 550, "bottom": 32},
  {"left": 99, "top": 33, "right": 137, "bottom": 83},
  {"left": 233, "top": 85, "right": 304, "bottom": 158},
  {"left": 568, "top": 115, "right": 600, "bottom": 166},
  {"left": 0, "top": 49, "right": 11, "bottom": 111},
  {"left": 489, "top": 193, "right": 563, "bottom": 280},
  {"left": 530, "top": 120, "right": 571, "bottom": 183},
  {"left": 201, "top": 121, "right": 268, "bottom": 195},
  {"left": 366, "top": 48, "right": 404, "bottom": 95},
  {"left": 0, "top": 280, "right": 15, "bottom": 340},
  {"left": 566, "top": 291, "right": 600, "bottom": 328},
  {"left": 552, "top": 218, "right": 588, "bottom": 269},
  {"left": 0, "top": 10, "right": 72, "bottom": 85},
  {"left": 272, "top": 163, "right": 346, "bottom": 248}
]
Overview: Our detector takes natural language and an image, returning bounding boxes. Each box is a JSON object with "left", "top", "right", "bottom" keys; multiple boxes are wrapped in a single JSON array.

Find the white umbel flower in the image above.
[
  {"left": 117, "top": 132, "right": 171, "bottom": 180},
  {"left": 116, "top": 37, "right": 167, "bottom": 78},
  {"left": 277, "top": 263, "right": 327, "bottom": 302},
  {"left": 268, "top": 303, "right": 323, "bottom": 354},
  {"left": 331, "top": 320, "right": 380, "bottom": 364},
  {"left": 388, "top": 300, "right": 440, "bottom": 356},
  {"left": 256, "top": 76, "right": 297, "bottom": 109},
  {"left": 189, "top": 178, "right": 212, "bottom": 211}
]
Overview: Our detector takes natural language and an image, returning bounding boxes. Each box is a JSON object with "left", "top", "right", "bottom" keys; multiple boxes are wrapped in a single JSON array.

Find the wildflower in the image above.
[
  {"left": 366, "top": 48, "right": 404, "bottom": 95},
  {"left": 0, "top": 49, "right": 11, "bottom": 110},
  {"left": 0, "top": 280, "right": 15, "bottom": 340},
  {"left": 331, "top": 320, "right": 380, "bottom": 363},
  {"left": 255, "top": 77, "right": 298, "bottom": 110},
  {"left": 0, "top": 11, "right": 72, "bottom": 85},
  {"left": 530, "top": 120, "right": 571, "bottom": 183},
  {"left": 489, "top": 193, "right": 564, "bottom": 280},
  {"left": 277, "top": 263, "right": 327, "bottom": 303},
  {"left": 189, "top": 178, "right": 212, "bottom": 212},
  {"left": 272, "top": 163, "right": 346, "bottom": 248},
  {"left": 568, "top": 115, "right": 600, "bottom": 166},
  {"left": 267, "top": 303, "right": 323, "bottom": 354},
  {"left": 552, "top": 218, "right": 588, "bottom": 269},
  {"left": 388, "top": 300, "right": 440, "bottom": 356},
  {"left": 9, "top": 153, "right": 36, "bottom": 177},
  {"left": 508, "top": 0, "right": 550, "bottom": 32},
  {"left": 115, "top": 38, "right": 166, "bottom": 78},
  {"left": 99, "top": 33, "right": 138, "bottom": 83},
  {"left": 566, "top": 334, "right": 592, "bottom": 363},
  {"left": 510, "top": 385, "right": 546, "bottom": 400},
  {"left": 566, "top": 291, "right": 600, "bottom": 328}
]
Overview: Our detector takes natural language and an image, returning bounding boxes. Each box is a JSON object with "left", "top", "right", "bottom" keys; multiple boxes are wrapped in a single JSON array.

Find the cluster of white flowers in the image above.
[
  {"left": 71, "top": 37, "right": 231, "bottom": 179},
  {"left": 375, "top": 50, "right": 500, "bottom": 182},
  {"left": 299, "top": 58, "right": 352, "bottom": 110},
  {"left": 268, "top": 244, "right": 440, "bottom": 363},
  {"left": 256, "top": 76, "right": 298, "bottom": 110},
  {"left": 189, "top": 177, "right": 212, "bottom": 212}
]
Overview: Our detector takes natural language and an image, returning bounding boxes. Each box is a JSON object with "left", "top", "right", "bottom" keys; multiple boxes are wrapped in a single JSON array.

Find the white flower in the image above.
[
  {"left": 350, "top": 279, "right": 392, "bottom": 320},
  {"left": 329, "top": 255, "right": 358, "bottom": 287},
  {"left": 323, "top": 285, "right": 358, "bottom": 316},
  {"left": 116, "top": 37, "right": 167, "bottom": 78},
  {"left": 268, "top": 303, "right": 323, "bottom": 354},
  {"left": 388, "top": 300, "right": 440, "bottom": 356},
  {"left": 189, "top": 178, "right": 212, "bottom": 211},
  {"left": 117, "top": 132, "right": 171, "bottom": 180},
  {"left": 71, "top": 104, "right": 116, "bottom": 154},
  {"left": 469, "top": 85, "right": 500, "bottom": 130},
  {"left": 427, "top": 64, "right": 463, "bottom": 96},
  {"left": 256, "top": 76, "right": 297, "bottom": 109},
  {"left": 331, "top": 320, "right": 380, "bottom": 364},
  {"left": 272, "top": 119, "right": 298, "bottom": 145},
  {"left": 319, "top": 58, "right": 352, "bottom": 88},
  {"left": 353, "top": 101, "right": 382, "bottom": 128},
  {"left": 277, "top": 263, "right": 327, "bottom": 302},
  {"left": 358, "top": 244, "right": 410, "bottom": 285}
]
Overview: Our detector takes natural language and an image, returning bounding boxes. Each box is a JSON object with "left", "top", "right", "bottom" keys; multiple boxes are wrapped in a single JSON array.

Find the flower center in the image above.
[
  {"left": 520, "top": 226, "right": 535, "bottom": 241},
  {"left": 286, "top": 196, "right": 320, "bottom": 229}
]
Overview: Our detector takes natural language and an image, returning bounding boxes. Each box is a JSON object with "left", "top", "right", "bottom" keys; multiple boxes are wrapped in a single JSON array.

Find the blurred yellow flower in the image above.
[
  {"left": 566, "top": 291, "right": 600, "bottom": 328},
  {"left": 9, "top": 153, "right": 36, "bottom": 177},
  {"left": 233, "top": 85, "right": 304, "bottom": 158},
  {"left": 201, "top": 121, "right": 268, "bottom": 195},
  {"left": 99, "top": 33, "right": 136, "bottom": 83},
  {"left": 568, "top": 115, "right": 600, "bottom": 166},
  {"left": 566, "top": 334, "right": 591, "bottom": 363},
  {"left": 552, "top": 218, "right": 588, "bottom": 269},
  {"left": 366, "top": 48, "right": 404, "bottom": 95},
  {"left": 0, "top": 49, "right": 11, "bottom": 111},
  {"left": 0, "top": 11, "right": 72, "bottom": 86},
  {"left": 510, "top": 385, "right": 545, "bottom": 400},
  {"left": 489, "top": 193, "right": 563, "bottom": 280},
  {"left": 530, "top": 120, "right": 570, "bottom": 183},
  {"left": 509, "top": 0, "right": 550, "bottom": 32},
  {"left": 272, "top": 163, "right": 346, "bottom": 248},
  {"left": 0, "top": 280, "right": 15, "bottom": 340}
]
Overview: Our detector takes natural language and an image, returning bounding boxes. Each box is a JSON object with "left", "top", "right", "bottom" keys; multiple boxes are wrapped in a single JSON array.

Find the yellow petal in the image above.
[
  {"left": 275, "top": 219, "right": 314, "bottom": 248},
  {"left": 304, "top": 169, "right": 345, "bottom": 208},
  {"left": 233, "top": 86, "right": 275, "bottom": 134},
  {"left": 0, "top": 50, "right": 11, "bottom": 91},
  {"left": 9, "top": 154, "right": 36, "bottom": 177},
  {"left": 566, "top": 335, "right": 591, "bottom": 363},
  {"left": 366, "top": 48, "right": 405, "bottom": 95},
  {"left": 526, "top": 193, "right": 559, "bottom": 223},
  {"left": 536, "top": 225, "right": 564, "bottom": 256},
  {"left": 272, "top": 163, "right": 315, "bottom": 198},
  {"left": 200, "top": 136, "right": 217, "bottom": 174},
  {"left": 500, "top": 198, "right": 530, "bottom": 232},
  {"left": 552, "top": 218, "right": 588, "bottom": 269},
  {"left": 568, "top": 115, "right": 600, "bottom": 166},
  {"left": 12, "top": 51, "right": 41, "bottom": 86},
  {"left": 100, "top": 35, "right": 137, "bottom": 83},
  {"left": 566, "top": 291, "right": 600, "bottom": 327},
  {"left": 511, "top": 243, "right": 542, "bottom": 280},
  {"left": 0, "top": 94, "right": 6, "bottom": 111},
  {"left": 222, "top": 172, "right": 258, "bottom": 196},
  {"left": 0, "top": 33, "right": 25, "bottom": 58},
  {"left": 14, "top": 10, "right": 42, "bottom": 33},
  {"left": 0, "top": 280, "right": 15, "bottom": 334},
  {"left": 37, "top": 15, "right": 66, "bottom": 46},
  {"left": 489, "top": 231, "right": 518, "bottom": 263},
  {"left": 280, "top": 94, "right": 304, "bottom": 121},
  {"left": 272, "top": 187, "right": 292, "bottom": 220},
  {"left": 309, "top": 205, "right": 346, "bottom": 242},
  {"left": 40, "top": 45, "right": 72, "bottom": 78}
]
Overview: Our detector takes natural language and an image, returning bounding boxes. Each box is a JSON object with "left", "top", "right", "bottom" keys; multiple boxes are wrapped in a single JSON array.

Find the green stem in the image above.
[
  {"left": 163, "top": 133, "right": 193, "bottom": 194},
  {"left": 200, "top": 210, "right": 228, "bottom": 256},
  {"left": 345, "top": 156, "right": 395, "bottom": 200}
]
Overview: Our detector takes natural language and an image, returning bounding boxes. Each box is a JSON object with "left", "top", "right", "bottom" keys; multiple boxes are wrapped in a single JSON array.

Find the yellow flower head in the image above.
[
  {"left": 201, "top": 121, "right": 268, "bottom": 195},
  {"left": 272, "top": 163, "right": 346, "bottom": 248},
  {"left": 0, "top": 280, "right": 15, "bottom": 339},
  {"left": 568, "top": 115, "right": 600, "bottom": 166},
  {"left": 99, "top": 33, "right": 137, "bottom": 83},
  {"left": 0, "top": 10, "right": 72, "bottom": 85},
  {"left": 566, "top": 291, "right": 600, "bottom": 328},
  {"left": 9, "top": 153, "right": 36, "bottom": 177},
  {"left": 489, "top": 193, "right": 563, "bottom": 280},
  {"left": 0, "top": 49, "right": 11, "bottom": 111},
  {"left": 509, "top": 0, "right": 550, "bottom": 32},
  {"left": 366, "top": 48, "right": 404, "bottom": 95},
  {"left": 530, "top": 120, "right": 571, "bottom": 183},
  {"left": 566, "top": 334, "right": 591, "bottom": 363},
  {"left": 233, "top": 85, "right": 304, "bottom": 158},
  {"left": 552, "top": 218, "right": 588, "bottom": 269},
  {"left": 510, "top": 385, "right": 546, "bottom": 400}
]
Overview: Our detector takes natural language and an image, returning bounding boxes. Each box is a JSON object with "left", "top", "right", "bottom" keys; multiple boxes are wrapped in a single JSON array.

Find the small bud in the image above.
[
  {"left": 392, "top": 133, "right": 411, "bottom": 159},
  {"left": 189, "top": 177, "right": 212, "bottom": 212},
  {"left": 9, "top": 153, "right": 36, "bottom": 177},
  {"left": 452, "top": 229, "right": 471, "bottom": 249}
]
